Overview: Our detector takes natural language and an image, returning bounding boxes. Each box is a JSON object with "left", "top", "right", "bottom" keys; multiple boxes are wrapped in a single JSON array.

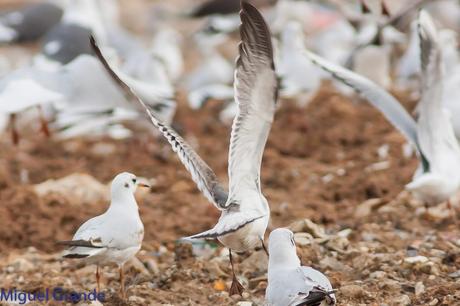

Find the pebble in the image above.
[
  {"left": 340, "top": 284, "right": 367, "bottom": 298},
  {"left": 415, "top": 281, "right": 425, "bottom": 296},
  {"left": 391, "top": 295, "right": 411, "bottom": 306}
]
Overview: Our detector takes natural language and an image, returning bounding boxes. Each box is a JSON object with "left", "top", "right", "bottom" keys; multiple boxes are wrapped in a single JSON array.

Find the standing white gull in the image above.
[
  {"left": 266, "top": 228, "right": 336, "bottom": 306},
  {"left": 303, "top": 10, "right": 460, "bottom": 206},
  {"left": 58, "top": 172, "right": 150, "bottom": 299},
  {"left": 91, "top": 1, "right": 278, "bottom": 295}
]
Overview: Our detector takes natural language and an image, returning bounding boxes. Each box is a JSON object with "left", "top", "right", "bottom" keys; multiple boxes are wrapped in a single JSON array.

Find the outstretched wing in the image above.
[
  {"left": 303, "top": 47, "right": 429, "bottom": 171},
  {"left": 226, "top": 1, "right": 278, "bottom": 205},
  {"left": 90, "top": 37, "right": 228, "bottom": 209}
]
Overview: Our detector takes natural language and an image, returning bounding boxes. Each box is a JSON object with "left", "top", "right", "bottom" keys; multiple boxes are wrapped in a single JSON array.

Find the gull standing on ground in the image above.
[
  {"left": 266, "top": 228, "right": 336, "bottom": 306},
  {"left": 91, "top": 1, "right": 278, "bottom": 295},
  {"left": 303, "top": 11, "right": 460, "bottom": 206},
  {"left": 58, "top": 172, "right": 150, "bottom": 299}
]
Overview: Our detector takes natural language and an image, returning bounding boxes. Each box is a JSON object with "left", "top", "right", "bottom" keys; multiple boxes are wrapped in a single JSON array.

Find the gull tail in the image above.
[
  {"left": 57, "top": 239, "right": 105, "bottom": 259},
  {"left": 185, "top": 213, "right": 265, "bottom": 239},
  {"left": 293, "top": 289, "right": 337, "bottom": 306}
]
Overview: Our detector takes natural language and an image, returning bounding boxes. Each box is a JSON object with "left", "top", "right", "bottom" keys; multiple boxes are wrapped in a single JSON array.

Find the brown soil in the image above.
[{"left": 0, "top": 84, "right": 459, "bottom": 305}]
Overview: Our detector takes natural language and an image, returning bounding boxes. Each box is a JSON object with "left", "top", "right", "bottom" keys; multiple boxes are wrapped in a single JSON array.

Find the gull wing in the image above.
[
  {"left": 226, "top": 1, "right": 278, "bottom": 205},
  {"left": 416, "top": 10, "right": 460, "bottom": 171},
  {"left": 90, "top": 37, "right": 229, "bottom": 210},
  {"left": 303, "top": 47, "right": 429, "bottom": 171}
]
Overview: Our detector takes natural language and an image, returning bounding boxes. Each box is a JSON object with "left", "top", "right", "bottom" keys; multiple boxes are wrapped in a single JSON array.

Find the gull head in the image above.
[
  {"left": 268, "top": 228, "right": 301, "bottom": 267},
  {"left": 111, "top": 172, "right": 150, "bottom": 196}
]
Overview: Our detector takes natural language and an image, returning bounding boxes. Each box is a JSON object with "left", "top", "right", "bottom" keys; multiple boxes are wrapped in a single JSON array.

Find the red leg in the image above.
[
  {"left": 9, "top": 114, "right": 19, "bottom": 145},
  {"left": 37, "top": 106, "right": 50, "bottom": 138},
  {"left": 96, "top": 266, "right": 101, "bottom": 293},
  {"left": 119, "top": 265, "right": 126, "bottom": 299}
]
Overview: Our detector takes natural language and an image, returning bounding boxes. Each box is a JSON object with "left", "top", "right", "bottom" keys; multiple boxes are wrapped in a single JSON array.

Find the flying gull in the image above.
[
  {"left": 58, "top": 172, "right": 150, "bottom": 299},
  {"left": 303, "top": 10, "right": 460, "bottom": 206},
  {"left": 266, "top": 228, "right": 336, "bottom": 306},
  {"left": 91, "top": 0, "right": 278, "bottom": 295}
]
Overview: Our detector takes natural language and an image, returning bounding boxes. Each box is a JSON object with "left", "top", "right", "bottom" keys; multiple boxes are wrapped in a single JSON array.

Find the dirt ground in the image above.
[{"left": 0, "top": 83, "right": 459, "bottom": 305}]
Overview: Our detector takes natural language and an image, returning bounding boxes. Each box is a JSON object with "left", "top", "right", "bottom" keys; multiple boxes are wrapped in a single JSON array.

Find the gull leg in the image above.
[
  {"left": 37, "top": 106, "right": 50, "bottom": 137},
  {"left": 9, "top": 114, "right": 19, "bottom": 145},
  {"left": 96, "top": 266, "right": 101, "bottom": 293},
  {"left": 228, "top": 249, "right": 244, "bottom": 296},
  {"left": 447, "top": 200, "right": 458, "bottom": 223},
  {"left": 119, "top": 265, "right": 126, "bottom": 299},
  {"left": 381, "top": 0, "right": 391, "bottom": 17},
  {"left": 261, "top": 238, "right": 268, "bottom": 256}
]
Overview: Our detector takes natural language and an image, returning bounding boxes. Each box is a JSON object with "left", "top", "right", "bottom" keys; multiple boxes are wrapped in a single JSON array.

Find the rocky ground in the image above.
[{"left": 0, "top": 84, "right": 460, "bottom": 305}]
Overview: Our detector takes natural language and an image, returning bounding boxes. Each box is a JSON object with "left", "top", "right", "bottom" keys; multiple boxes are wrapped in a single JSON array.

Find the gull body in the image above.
[
  {"left": 266, "top": 228, "right": 336, "bottom": 306},
  {"left": 91, "top": 1, "right": 278, "bottom": 295},
  {"left": 59, "top": 172, "right": 149, "bottom": 298}
]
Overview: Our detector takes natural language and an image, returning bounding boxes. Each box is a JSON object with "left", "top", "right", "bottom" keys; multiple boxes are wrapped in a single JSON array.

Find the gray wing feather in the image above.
[
  {"left": 303, "top": 48, "right": 429, "bottom": 170},
  {"left": 90, "top": 37, "right": 228, "bottom": 209},
  {"left": 226, "top": 1, "right": 278, "bottom": 204}
]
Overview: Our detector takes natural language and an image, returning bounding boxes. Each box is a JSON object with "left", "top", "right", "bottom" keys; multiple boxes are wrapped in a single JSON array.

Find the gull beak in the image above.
[{"left": 138, "top": 182, "right": 151, "bottom": 188}]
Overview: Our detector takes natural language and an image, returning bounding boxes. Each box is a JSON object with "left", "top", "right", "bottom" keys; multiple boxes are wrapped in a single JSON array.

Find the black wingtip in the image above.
[{"left": 63, "top": 254, "right": 90, "bottom": 259}]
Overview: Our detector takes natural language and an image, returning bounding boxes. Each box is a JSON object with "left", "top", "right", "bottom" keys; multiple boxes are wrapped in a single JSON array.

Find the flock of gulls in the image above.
[{"left": 1, "top": 0, "right": 460, "bottom": 305}]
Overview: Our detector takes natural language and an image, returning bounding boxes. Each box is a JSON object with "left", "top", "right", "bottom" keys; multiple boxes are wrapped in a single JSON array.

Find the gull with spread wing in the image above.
[
  {"left": 90, "top": 0, "right": 278, "bottom": 296},
  {"left": 266, "top": 228, "right": 336, "bottom": 306},
  {"left": 58, "top": 172, "right": 150, "bottom": 299},
  {"left": 303, "top": 10, "right": 460, "bottom": 206}
]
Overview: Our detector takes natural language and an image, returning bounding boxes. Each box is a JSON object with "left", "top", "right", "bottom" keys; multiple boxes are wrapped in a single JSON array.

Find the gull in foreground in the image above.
[
  {"left": 266, "top": 228, "right": 336, "bottom": 306},
  {"left": 91, "top": 0, "right": 278, "bottom": 295},
  {"left": 58, "top": 172, "right": 150, "bottom": 298},
  {"left": 303, "top": 11, "right": 460, "bottom": 207}
]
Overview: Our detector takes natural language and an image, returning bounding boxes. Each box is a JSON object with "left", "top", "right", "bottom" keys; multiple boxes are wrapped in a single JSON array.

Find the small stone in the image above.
[
  {"left": 128, "top": 257, "right": 150, "bottom": 275},
  {"left": 91, "top": 143, "right": 116, "bottom": 156},
  {"left": 354, "top": 198, "right": 383, "bottom": 218},
  {"left": 428, "top": 298, "right": 439, "bottom": 305},
  {"left": 33, "top": 173, "right": 108, "bottom": 205},
  {"left": 403, "top": 255, "right": 429, "bottom": 265},
  {"left": 340, "top": 284, "right": 366, "bottom": 298},
  {"left": 369, "top": 271, "right": 386, "bottom": 279},
  {"left": 391, "top": 295, "right": 411, "bottom": 306},
  {"left": 415, "top": 282, "right": 425, "bottom": 296},
  {"left": 145, "top": 258, "right": 160, "bottom": 275},
  {"left": 293, "top": 232, "right": 314, "bottom": 246},
  {"left": 448, "top": 270, "right": 460, "bottom": 278},
  {"left": 288, "top": 219, "right": 327, "bottom": 238},
  {"left": 236, "top": 302, "right": 252, "bottom": 306},
  {"left": 128, "top": 296, "right": 145, "bottom": 303}
]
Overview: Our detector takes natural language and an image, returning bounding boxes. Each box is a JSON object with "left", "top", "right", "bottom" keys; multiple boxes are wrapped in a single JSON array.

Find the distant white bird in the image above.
[
  {"left": 303, "top": 10, "right": 460, "bottom": 206},
  {"left": 0, "top": 79, "right": 63, "bottom": 144},
  {"left": 277, "top": 21, "right": 323, "bottom": 98},
  {"left": 150, "top": 26, "right": 184, "bottom": 83},
  {"left": 58, "top": 172, "right": 150, "bottom": 299},
  {"left": 266, "top": 228, "right": 336, "bottom": 306},
  {"left": 91, "top": 1, "right": 277, "bottom": 296}
]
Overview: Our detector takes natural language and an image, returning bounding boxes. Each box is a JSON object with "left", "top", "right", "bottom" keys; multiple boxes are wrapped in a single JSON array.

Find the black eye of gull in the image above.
[{"left": 132, "top": 178, "right": 137, "bottom": 184}]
